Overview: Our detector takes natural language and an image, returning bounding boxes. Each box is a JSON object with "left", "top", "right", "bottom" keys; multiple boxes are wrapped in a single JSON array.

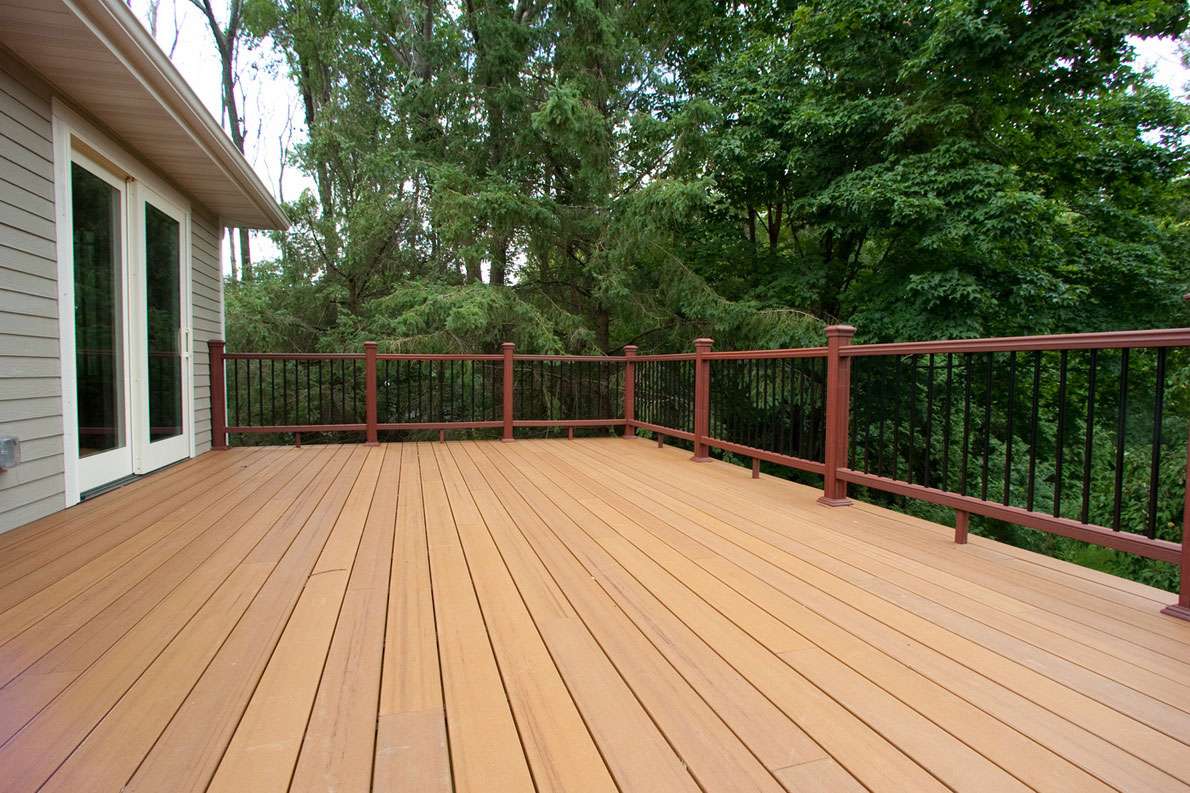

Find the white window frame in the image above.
[{"left": 52, "top": 99, "right": 195, "bottom": 506}]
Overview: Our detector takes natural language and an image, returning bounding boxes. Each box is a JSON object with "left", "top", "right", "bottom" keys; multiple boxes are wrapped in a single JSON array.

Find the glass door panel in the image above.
[
  {"left": 144, "top": 204, "right": 182, "bottom": 442},
  {"left": 71, "top": 161, "right": 128, "bottom": 470}
]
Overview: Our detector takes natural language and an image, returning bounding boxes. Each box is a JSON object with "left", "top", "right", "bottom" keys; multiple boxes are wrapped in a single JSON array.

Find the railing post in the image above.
[
  {"left": 364, "top": 341, "right": 379, "bottom": 446},
  {"left": 502, "top": 342, "right": 515, "bottom": 442},
  {"left": 817, "top": 324, "right": 856, "bottom": 507},
  {"left": 954, "top": 510, "right": 969, "bottom": 544},
  {"left": 623, "top": 345, "right": 638, "bottom": 438},
  {"left": 208, "top": 339, "right": 228, "bottom": 451},
  {"left": 1161, "top": 427, "right": 1190, "bottom": 621},
  {"left": 691, "top": 337, "right": 713, "bottom": 462}
]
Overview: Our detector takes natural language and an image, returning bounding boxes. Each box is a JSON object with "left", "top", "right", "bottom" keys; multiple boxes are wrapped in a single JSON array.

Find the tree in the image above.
[
  {"left": 192, "top": 0, "right": 255, "bottom": 279},
  {"left": 231, "top": 0, "right": 1187, "bottom": 358},
  {"left": 689, "top": 0, "right": 1189, "bottom": 340}
]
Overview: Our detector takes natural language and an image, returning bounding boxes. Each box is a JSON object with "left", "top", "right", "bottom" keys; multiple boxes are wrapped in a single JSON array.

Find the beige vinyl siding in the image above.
[
  {"left": 0, "top": 51, "right": 65, "bottom": 533},
  {"left": 191, "top": 210, "right": 222, "bottom": 454},
  {"left": 0, "top": 45, "right": 229, "bottom": 533}
]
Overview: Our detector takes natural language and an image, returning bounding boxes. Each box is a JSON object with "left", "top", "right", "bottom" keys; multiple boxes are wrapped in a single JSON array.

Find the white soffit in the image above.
[{"left": 0, "top": 0, "right": 288, "bottom": 229}]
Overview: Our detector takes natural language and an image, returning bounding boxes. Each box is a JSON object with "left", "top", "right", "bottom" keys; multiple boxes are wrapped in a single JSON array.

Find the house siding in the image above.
[
  {"left": 0, "top": 52, "right": 65, "bottom": 532},
  {"left": 0, "top": 49, "right": 227, "bottom": 533},
  {"left": 191, "top": 211, "right": 222, "bottom": 455}
]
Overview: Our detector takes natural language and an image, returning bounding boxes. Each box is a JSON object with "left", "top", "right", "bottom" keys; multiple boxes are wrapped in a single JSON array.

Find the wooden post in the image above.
[
  {"left": 817, "top": 324, "right": 856, "bottom": 506},
  {"left": 954, "top": 510, "right": 969, "bottom": 544},
  {"left": 1161, "top": 427, "right": 1190, "bottom": 621},
  {"left": 691, "top": 338, "right": 713, "bottom": 462},
  {"left": 208, "top": 340, "right": 228, "bottom": 450},
  {"left": 502, "top": 342, "right": 515, "bottom": 442},
  {"left": 364, "top": 341, "right": 379, "bottom": 446},
  {"left": 752, "top": 458, "right": 760, "bottom": 479},
  {"left": 623, "top": 345, "right": 638, "bottom": 438},
  {"left": 657, "top": 433, "right": 665, "bottom": 448}
]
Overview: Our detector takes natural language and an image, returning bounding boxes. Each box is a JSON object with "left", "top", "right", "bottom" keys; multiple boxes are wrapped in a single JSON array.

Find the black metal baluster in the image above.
[
  {"left": 316, "top": 360, "right": 324, "bottom": 424},
  {"left": 246, "top": 359, "right": 253, "bottom": 426},
  {"left": 1113, "top": 348, "right": 1129, "bottom": 531},
  {"left": 767, "top": 358, "right": 776, "bottom": 452},
  {"left": 781, "top": 362, "right": 789, "bottom": 455},
  {"left": 1052, "top": 349, "right": 1069, "bottom": 517},
  {"left": 1081, "top": 350, "right": 1098, "bottom": 525},
  {"left": 960, "top": 355, "right": 972, "bottom": 495},
  {"left": 436, "top": 361, "right": 443, "bottom": 422},
  {"left": 231, "top": 358, "right": 240, "bottom": 428},
  {"left": 1147, "top": 347, "right": 1166, "bottom": 538},
  {"left": 874, "top": 359, "right": 886, "bottom": 475},
  {"left": 907, "top": 355, "right": 918, "bottom": 484},
  {"left": 857, "top": 361, "right": 869, "bottom": 471},
  {"left": 923, "top": 354, "right": 935, "bottom": 487},
  {"left": 282, "top": 360, "right": 288, "bottom": 426},
  {"left": 892, "top": 356, "right": 903, "bottom": 481},
  {"left": 1003, "top": 351, "right": 1016, "bottom": 505},
  {"left": 258, "top": 359, "right": 264, "bottom": 426},
  {"left": 1026, "top": 351, "right": 1041, "bottom": 511},
  {"left": 981, "top": 352, "right": 993, "bottom": 501},
  {"left": 942, "top": 354, "right": 953, "bottom": 491}
]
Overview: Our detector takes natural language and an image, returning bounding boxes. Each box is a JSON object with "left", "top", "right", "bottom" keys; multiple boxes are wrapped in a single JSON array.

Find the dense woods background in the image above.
[{"left": 207, "top": 0, "right": 1190, "bottom": 588}]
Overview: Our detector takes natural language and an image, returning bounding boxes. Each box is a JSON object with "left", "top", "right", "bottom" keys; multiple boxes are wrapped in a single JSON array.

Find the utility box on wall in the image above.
[{"left": 0, "top": 436, "right": 20, "bottom": 470}]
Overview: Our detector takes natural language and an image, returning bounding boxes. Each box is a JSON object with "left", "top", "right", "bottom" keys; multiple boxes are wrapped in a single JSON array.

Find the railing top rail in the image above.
[
  {"left": 841, "top": 328, "right": 1190, "bottom": 357},
  {"left": 376, "top": 353, "right": 504, "bottom": 361},
  {"left": 513, "top": 354, "right": 628, "bottom": 362},
  {"left": 634, "top": 353, "right": 698, "bottom": 362},
  {"left": 705, "top": 347, "right": 828, "bottom": 360},
  {"left": 223, "top": 352, "right": 365, "bottom": 361}
]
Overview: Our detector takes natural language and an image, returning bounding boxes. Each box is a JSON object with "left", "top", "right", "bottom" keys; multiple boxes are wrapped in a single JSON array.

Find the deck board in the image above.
[{"left": 0, "top": 438, "right": 1187, "bottom": 793}]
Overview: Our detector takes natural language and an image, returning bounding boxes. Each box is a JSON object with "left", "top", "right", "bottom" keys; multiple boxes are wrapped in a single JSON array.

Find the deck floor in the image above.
[{"left": 0, "top": 438, "right": 1188, "bottom": 792}]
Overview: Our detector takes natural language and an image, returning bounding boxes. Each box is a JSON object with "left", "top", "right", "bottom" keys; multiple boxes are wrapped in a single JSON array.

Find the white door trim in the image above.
[
  {"left": 52, "top": 99, "right": 195, "bottom": 505},
  {"left": 131, "top": 183, "right": 192, "bottom": 472}
]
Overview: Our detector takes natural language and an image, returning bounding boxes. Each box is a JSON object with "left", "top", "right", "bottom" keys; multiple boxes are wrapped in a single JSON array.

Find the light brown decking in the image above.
[{"left": 0, "top": 438, "right": 1187, "bottom": 793}]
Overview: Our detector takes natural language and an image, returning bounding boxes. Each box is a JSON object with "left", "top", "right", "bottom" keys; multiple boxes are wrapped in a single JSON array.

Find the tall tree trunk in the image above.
[
  {"left": 192, "top": 0, "right": 251, "bottom": 273},
  {"left": 227, "top": 227, "right": 239, "bottom": 281},
  {"left": 491, "top": 234, "right": 508, "bottom": 286},
  {"left": 238, "top": 227, "right": 253, "bottom": 280},
  {"left": 464, "top": 257, "right": 482, "bottom": 283},
  {"left": 595, "top": 307, "right": 610, "bottom": 352}
]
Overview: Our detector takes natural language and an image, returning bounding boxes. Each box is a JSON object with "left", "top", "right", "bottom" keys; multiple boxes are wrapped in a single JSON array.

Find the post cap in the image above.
[
  {"left": 693, "top": 337, "right": 714, "bottom": 350},
  {"left": 363, "top": 341, "right": 378, "bottom": 349},
  {"left": 824, "top": 325, "right": 856, "bottom": 338},
  {"left": 208, "top": 338, "right": 225, "bottom": 348},
  {"left": 501, "top": 342, "right": 516, "bottom": 350},
  {"left": 623, "top": 345, "right": 639, "bottom": 354}
]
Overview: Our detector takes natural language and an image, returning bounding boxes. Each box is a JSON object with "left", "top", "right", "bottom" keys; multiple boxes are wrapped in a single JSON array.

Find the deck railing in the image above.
[{"left": 208, "top": 326, "right": 1190, "bottom": 619}]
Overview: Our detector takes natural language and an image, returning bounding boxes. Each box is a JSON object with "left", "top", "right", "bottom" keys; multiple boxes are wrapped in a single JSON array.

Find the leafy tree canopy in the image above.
[{"left": 230, "top": 0, "right": 1188, "bottom": 355}]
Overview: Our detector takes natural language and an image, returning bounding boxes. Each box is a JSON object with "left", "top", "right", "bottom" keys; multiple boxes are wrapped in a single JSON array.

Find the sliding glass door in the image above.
[
  {"left": 69, "top": 152, "right": 190, "bottom": 494},
  {"left": 72, "top": 156, "right": 133, "bottom": 491},
  {"left": 138, "top": 189, "right": 189, "bottom": 470}
]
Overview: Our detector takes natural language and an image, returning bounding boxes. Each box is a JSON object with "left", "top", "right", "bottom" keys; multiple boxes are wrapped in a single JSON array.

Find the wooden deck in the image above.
[{"left": 0, "top": 439, "right": 1188, "bottom": 793}]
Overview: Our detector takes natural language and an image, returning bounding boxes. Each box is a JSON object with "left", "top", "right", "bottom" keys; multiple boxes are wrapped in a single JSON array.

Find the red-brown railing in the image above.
[
  {"left": 208, "top": 341, "right": 631, "bottom": 447},
  {"left": 208, "top": 328, "right": 1189, "bottom": 619}
]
